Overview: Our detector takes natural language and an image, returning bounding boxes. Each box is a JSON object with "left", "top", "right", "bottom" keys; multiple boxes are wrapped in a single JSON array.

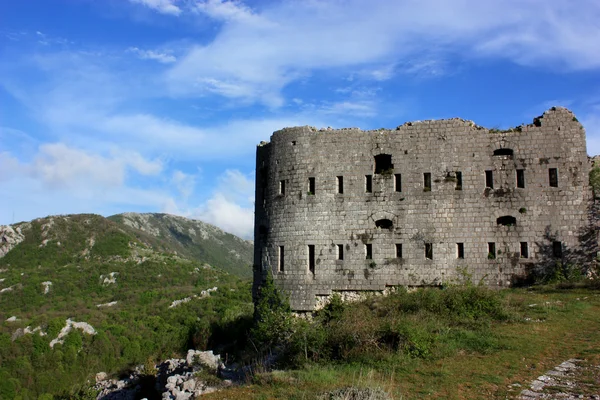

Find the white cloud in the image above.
[
  {"left": 168, "top": 0, "right": 600, "bottom": 105},
  {"left": 165, "top": 169, "right": 255, "bottom": 238},
  {"left": 32, "top": 144, "right": 125, "bottom": 189},
  {"left": 0, "top": 152, "right": 21, "bottom": 182},
  {"left": 129, "top": 0, "right": 182, "bottom": 16},
  {"left": 128, "top": 47, "right": 177, "bottom": 63},
  {"left": 196, "top": 192, "right": 254, "bottom": 238},
  {"left": 195, "top": 0, "right": 256, "bottom": 22},
  {"left": 171, "top": 170, "right": 196, "bottom": 199},
  {"left": 320, "top": 101, "right": 377, "bottom": 117},
  {"left": 1, "top": 143, "right": 163, "bottom": 190}
]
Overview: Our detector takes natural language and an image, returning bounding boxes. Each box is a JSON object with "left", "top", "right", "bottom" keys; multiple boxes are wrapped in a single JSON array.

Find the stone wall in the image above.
[{"left": 253, "top": 107, "right": 594, "bottom": 311}]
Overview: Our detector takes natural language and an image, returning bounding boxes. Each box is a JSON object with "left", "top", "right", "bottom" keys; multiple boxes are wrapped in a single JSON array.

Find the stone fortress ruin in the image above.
[{"left": 253, "top": 107, "right": 596, "bottom": 311}]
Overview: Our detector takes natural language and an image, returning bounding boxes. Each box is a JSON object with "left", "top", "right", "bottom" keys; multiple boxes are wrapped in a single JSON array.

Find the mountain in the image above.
[
  {"left": 0, "top": 213, "right": 253, "bottom": 398},
  {"left": 109, "top": 212, "right": 253, "bottom": 278}
]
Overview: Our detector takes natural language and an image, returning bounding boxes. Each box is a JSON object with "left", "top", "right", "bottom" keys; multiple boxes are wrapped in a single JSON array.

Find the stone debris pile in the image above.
[{"left": 94, "top": 349, "right": 230, "bottom": 400}]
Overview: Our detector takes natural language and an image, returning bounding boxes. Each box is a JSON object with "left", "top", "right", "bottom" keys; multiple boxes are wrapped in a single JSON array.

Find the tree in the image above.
[{"left": 250, "top": 271, "right": 292, "bottom": 350}]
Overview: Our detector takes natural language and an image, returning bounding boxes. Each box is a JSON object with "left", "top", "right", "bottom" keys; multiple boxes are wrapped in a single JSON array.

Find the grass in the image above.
[{"left": 203, "top": 286, "right": 600, "bottom": 400}]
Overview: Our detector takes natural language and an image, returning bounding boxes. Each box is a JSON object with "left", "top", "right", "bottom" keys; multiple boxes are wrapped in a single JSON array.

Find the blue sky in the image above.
[{"left": 1, "top": 0, "right": 600, "bottom": 238}]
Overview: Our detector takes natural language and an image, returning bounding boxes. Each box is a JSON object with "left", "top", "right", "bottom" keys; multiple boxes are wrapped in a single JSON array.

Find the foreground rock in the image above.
[
  {"left": 518, "top": 358, "right": 600, "bottom": 399},
  {"left": 95, "top": 350, "right": 231, "bottom": 399}
]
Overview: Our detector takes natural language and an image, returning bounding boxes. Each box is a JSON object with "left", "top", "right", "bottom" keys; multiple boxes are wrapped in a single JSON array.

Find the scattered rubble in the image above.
[
  {"left": 97, "top": 301, "right": 118, "bottom": 308},
  {"left": 169, "top": 287, "right": 217, "bottom": 308},
  {"left": 12, "top": 326, "right": 46, "bottom": 341},
  {"left": 0, "top": 285, "right": 14, "bottom": 293},
  {"left": 42, "top": 281, "right": 53, "bottom": 294},
  {"left": 94, "top": 349, "right": 230, "bottom": 399},
  {"left": 100, "top": 272, "right": 118, "bottom": 285},
  {"left": 49, "top": 319, "right": 97, "bottom": 348}
]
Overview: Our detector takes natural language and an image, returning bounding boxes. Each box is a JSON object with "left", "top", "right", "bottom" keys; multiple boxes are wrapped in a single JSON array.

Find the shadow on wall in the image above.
[{"left": 517, "top": 220, "right": 599, "bottom": 285}]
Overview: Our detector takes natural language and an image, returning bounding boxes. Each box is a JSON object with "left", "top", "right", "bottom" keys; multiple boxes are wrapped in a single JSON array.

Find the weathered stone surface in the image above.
[{"left": 253, "top": 107, "right": 596, "bottom": 311}]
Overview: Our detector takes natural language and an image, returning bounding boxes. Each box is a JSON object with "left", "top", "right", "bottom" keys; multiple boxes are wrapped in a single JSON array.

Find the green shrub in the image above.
[
  {"left": 590, "top": 166, "right": 600, "bottom": 197},
  {"left": 250, "top": 272, "right": 292, "bottom": 350}
]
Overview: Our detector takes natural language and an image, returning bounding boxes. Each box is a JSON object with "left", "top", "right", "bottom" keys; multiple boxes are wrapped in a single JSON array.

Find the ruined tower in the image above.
[{"left": 254, "top": 107, "right": 594, "bottom": 311}]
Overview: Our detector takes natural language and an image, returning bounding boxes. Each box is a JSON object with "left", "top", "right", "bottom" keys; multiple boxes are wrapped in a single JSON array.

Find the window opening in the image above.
[
  {"left": 278, "top": 246, "right": 285, "bottom": 272},
  {"left": 425, "top": 243, "right": 433, "bottom": 259},
  {"left": 493, "top": 148, "right": 514, "bottom": 157},
  {"left": 308, "top": 177, "right": 316, "bottom": 194},
  {"left": 394, "top": 174, "right": 402, "bottom": 192},
  {"left": 552, "top": 241, "right": 563, "bottom": 258},
  {"left": 497, "top": 216, "right": 517, "bottom": 226},
  {"left": 374, "top": 154, "right": 393, "bottom": 174},
  {"left": 457, "top": 243, "right": 464, "bottom": 259},
  {"left": 488, "top": 242, "right": 496, "bottom": 259},
  {"left": 549, "top": 168, "right": 558, "bottom": 187},
  {"left": 365, "top": 244, "right": 372, "bottom": 260},
  {"left": 395, "top": 244, "right": 402, "bottom": 259},
  {"left": 365, "top": 175, "right": 372, "bottom": 193},
  {"left": 520, "top": 242, "right": 529, "bottom": 258},
  {"left": 455, "top": 171, "right": 462, "bottom": 190},
  {"left": 337, "top": 176, "right": 344, "bottom": 194},
  {"left": 424, "top": 173, "right": 431, "bottom": 192},
  {"left": 337, "top": 244, "right": 344, "bottom": 260},
  {"left": 279, "top": 180, "right": 285, "bottom": 195},
  {"left": 375, "top": 219, "right": 393, "bottom": 229},
  {"left": 308, "top": 245, "right": 315, "bottom": 273},
  {"left": 516, "top": 169, "right": 525, "bottom": 188},
  {"left": 485, "top": 170, "right": 494, "bottom": 188}
]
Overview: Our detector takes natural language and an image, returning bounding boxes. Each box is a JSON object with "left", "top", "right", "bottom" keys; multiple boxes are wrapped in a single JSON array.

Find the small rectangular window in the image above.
[
  {"left": 549, "top": 168, "right": 558, "bottom": 187},
  {"left": 365, "top": 175, "right": 372, "bottom": 193},
  {"left": 365, "top": 243, "right": 372, "bottom": 260},
  {"left": 279, "top": 180, "right": 285, "bottom": 195},
  {"left": 308, "top": 177, "right": 316, "bottom": 194},
  {"left": 485, "top": 170, "right": 494, "bottom": 189},
  {"left": 516, "top": 169, "right": 525, "bottom": 188},
  {"left": 425, "top": 243, "right": 433, "bottom": 259},
  {"left": 424, "top": 173, "right": 431, "bottom": 192},
  {"left": 488, "top": 242, "right": 496, "bottom": 259},
  {"left": 455, "top": 171, "right": 462, "bottom": 190},
  {"left": 394, "top": 174, "right": 402, "bottom": 192},
  {"left": 337, "top": 244, "right": 344, "bottom": 260},
  {"left": 337, "top": 176, "right": 344, "bottom": 194},
  {"left": 457, "top": 243, "right": 464, "bottom": 259},
  {"left": 308, "top": 245, "right": 315, "bottom": 273},
  {"left": 395, "top": 243, "right": 402, "bottom": 259},
  {"left": 278, "top": 246, "right": 285, "bottom": 272},
  {"left": 553, "top": 241, "right": 562, "bottom": 258},
  {"left": 520, "top": 242, "right": 529, "bottom": 258}
]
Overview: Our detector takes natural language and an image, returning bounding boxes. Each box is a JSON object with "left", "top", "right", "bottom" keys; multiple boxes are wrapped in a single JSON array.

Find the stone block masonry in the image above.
[{"left": 253, "top": 107, "right": 595, "bottom": 311}]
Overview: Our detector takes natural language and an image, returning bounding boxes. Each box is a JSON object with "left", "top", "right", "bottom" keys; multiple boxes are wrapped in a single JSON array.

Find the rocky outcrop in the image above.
[
  {"left": 94, "top": 350, "right": 230, "bottom": 400},
  {"left": 0, "top": 224, "right": 27, "bottom": 258},
  {"left": 169, "top": 287, "right": 218, "bottom": 308},
  {"left": 49, "top": 319, "right": 97, "bottom": 348}
]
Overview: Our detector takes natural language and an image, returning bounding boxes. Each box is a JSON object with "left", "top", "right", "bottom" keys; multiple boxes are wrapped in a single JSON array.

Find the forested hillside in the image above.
[{"left": 0, "top": 214, "right": 253, "bottom": 399}]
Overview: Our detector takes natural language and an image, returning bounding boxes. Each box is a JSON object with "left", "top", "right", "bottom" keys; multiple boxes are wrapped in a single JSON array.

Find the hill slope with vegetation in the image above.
[
  {"left": 109, "top": 212, "right": 253, "bottom": 278},
  {"left": 0, "top": 214, "right": 253, "bottom": 399}
]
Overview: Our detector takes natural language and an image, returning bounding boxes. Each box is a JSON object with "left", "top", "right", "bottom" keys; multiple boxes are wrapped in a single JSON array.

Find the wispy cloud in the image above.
[
  {"left": 128, "top": 0, "right": 182, "bottom": 16},
  {"left": 167, "top": 0, "right": 600, "bottom": 105},
  {"left": 128, "top": 47, "right": 176, "bottom": 63}
]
